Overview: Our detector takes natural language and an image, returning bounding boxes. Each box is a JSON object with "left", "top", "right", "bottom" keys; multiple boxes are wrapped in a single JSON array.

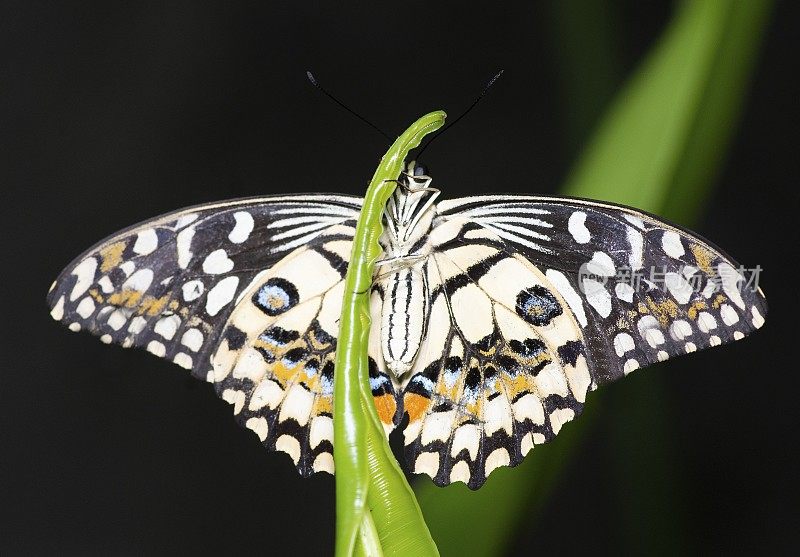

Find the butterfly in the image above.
[{"left": 47, "top": 163, "right": 767, "bottom": 490}]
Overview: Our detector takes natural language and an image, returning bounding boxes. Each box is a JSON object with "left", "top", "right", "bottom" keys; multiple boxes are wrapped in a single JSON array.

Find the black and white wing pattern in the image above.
[
  {"left": 400, "top": 195, "right": 766, "bottom": 489},
  {"left": 46, "top": 194, "right": 397, "bottom": 475}
]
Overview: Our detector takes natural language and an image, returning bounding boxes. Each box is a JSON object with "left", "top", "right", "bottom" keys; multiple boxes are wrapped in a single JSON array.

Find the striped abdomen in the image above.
[{"left": 380, "top": 267, "right": 427, "bottom": 377}]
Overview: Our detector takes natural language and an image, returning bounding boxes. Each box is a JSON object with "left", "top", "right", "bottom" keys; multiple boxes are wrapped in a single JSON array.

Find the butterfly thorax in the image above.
[{"left": 376, "top": 171, "right": 440, "bottom": 378}]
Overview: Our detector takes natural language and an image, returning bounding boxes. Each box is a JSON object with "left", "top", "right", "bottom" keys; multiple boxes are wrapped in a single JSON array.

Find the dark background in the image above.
[{"left": 2, "top": 1, "right": 797, "bottom": 555}]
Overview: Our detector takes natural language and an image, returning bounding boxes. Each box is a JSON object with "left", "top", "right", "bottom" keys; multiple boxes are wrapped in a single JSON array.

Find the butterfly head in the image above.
[{"left": 410, "top": 160, "right": 429, "bottom": 178}]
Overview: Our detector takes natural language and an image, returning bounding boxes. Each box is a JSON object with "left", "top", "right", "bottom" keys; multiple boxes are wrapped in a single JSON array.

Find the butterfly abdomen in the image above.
[{"left": 380, "top": 266, "right": 428, "bottom": 378}]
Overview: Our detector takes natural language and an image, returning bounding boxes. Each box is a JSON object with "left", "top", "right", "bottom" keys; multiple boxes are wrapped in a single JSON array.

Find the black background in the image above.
[{"left": 2, "top": 1, "right": 798, "bottom": 555}]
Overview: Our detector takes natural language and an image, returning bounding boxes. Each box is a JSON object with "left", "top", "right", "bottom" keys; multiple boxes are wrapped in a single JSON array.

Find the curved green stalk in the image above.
[{"left": 334, "top": 111, "right": 445, "bottom": 557}]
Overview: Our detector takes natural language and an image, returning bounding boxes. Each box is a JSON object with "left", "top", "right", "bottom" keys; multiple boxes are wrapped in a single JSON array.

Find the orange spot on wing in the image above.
[
  {"left": 373, "top": 393, "right": 397, "bottom": 426},
  {"left": 404, "top": 393, "right": 431, "bottom": 422}
]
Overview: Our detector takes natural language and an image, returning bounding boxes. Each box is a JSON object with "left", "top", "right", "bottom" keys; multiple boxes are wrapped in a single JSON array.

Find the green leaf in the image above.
[{"left": 417, "top": 1, "right": 773, "bottom": 555}]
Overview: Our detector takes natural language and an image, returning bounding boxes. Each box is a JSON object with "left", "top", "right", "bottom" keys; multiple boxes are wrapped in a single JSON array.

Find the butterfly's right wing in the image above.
[
  {"left": 398, "top": 195, "right": 766, "bottom": 489},
  {"left": 47, "top": 194, "right": 400, "bottom": 475}
]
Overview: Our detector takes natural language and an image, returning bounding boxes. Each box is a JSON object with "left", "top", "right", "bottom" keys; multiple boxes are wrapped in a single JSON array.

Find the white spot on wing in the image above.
[
  {"left": 615, "top": 282, "right": 635, "bottom": 303},
  {"left": 182, "top": 280, "right": 204, "bottom": 301},
  {"left": 450, "top": 424, "right": 480, "bottom": 460},
  {"left": 626, "top": 227, "right": 644, "bottom": 270},
  {"left": 661, "top": 231, "right": 685, "bottom": 258},
  {"left": 567, "top": 211, "right": 590, "bottom": 244},
  {"left": 751, "top": 306, "right": 765, "bottom": 328},
  {"left": 246, "top": 417, "right": 269, "bottom": 441},
  {"left": 50, "top": 295, "right": 65, "bottom": 321},
  {"left": 181, "top": 328, "right": 204, "bottom": 352},
  {"left": 97, "top": 276, "right": 114, "bottom": 294},
  {"left": 107, "top": 309, "right": 127, "bottom": 331},
  {"left": 414, "top": 452, "right": 440, "bottom": 476},
  {"left": 720, "top": 304, "right": 739, "bottom": 326},
  {"left": 154, "top": 315, "right": 180, "bottom": 340},
  {"left": 645, "top": 328, "right": 665, "bottom": 347},
  {"left": 75, "top": 297, "right": 96, "bottom": 319},
  {"left": 665, "top": 272, "right": 693, "bottom": 304},
  {"left": 449, "top": 461, "right": 471, "bottom": 484},
  {"left": 313, "top": 453, "right": 334, "bottom": 474},
  {"left": 147, "top": 340, "right": 166, "bottom": 357},
  {"left": 278, "top": 384, "right": 315, "bottom": 427},
  {"left": 173, "top": 352, "right": 193, "bottom": 369},
  {"left": 206, "top": 276, "right": 240, "bottom": 316},
  {"left": 623, "top": 359, "right": 640, "bottom": 375},
  {"left": 549, "top": 408, "right": 575, "bottom": 435},
  {"left": 484, "top": 448, "right": 510, "bottom": 476},
  {"left": 228, "top": 211, "right": 255, "bottom": 243},
  {"left": 176, "top": 226, "right": 195, "bottom": 269},
  {"left": 133, "top": 229, "right": 158, "bottom": 255},
  {"left": 122, "top": 269, "right": 154, "bottom": 293},
  {"left": 586, "top": 252, "right": 615, "bottom": 276},
  {"left": 613, "top": 332, "right": 635, "bottom": 356},
  {"left": 310, "top": 416, "right": 333, "bottom": 449},
  {"left": 275, "top": 435, "right": 301, "bottom": 464},
  {"left": 127, "top": 316, "right": 147, "bottom": 334},
  {"left": 70, "top": 257, "right": 97, "bottom": 301},
  {"left": 222, "top": 389, "right": 246, "bottom": 415},
  {"left": 202, "top": 249, "right": 234, "bottom": 274},
  {"left": 697, "top": 312, "right": 717, "bottom": 333},
  {"left": 670, "top": 320, "right": 692, "bottom": 340}
]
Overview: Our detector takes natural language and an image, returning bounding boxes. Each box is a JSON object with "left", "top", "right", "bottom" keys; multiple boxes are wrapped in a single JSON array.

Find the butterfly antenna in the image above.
[
  {"left": 415, "top": 69, "right": 504, "bottom": 159},
  {"left": 306, "top": 71, "right": 393, "bottom": 142}
]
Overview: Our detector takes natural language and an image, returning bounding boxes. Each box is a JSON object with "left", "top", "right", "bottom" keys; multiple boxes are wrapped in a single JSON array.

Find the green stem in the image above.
[{"left": 334, "top": 111, "right": 445, "bottom": 557}]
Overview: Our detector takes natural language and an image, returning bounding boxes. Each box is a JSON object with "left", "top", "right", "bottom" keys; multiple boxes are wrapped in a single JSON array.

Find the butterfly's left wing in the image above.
[
  {"left": 47, "top": 194, "right": 398, "bottom": 475},
  {"left": 47, "top": 195, "right": 362, "bottom": 378},
  {"left": 400, "top": 195, "right": 766, "bottom": 489}
]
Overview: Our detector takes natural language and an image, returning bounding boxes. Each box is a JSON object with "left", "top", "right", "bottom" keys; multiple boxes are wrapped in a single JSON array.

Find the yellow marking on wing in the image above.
[
  {"left": 99, "top": 242, "right": 126, "bottom": 273},
  {"left": 272, "top": 361, "right": 297, "bottom": 383},
  {"left": 313, "top": 396, "right": 333, "bottom": 416},
  {"left": 690, "top": 243, "right": 715, "bottom": 275},
  {"left": 637, "top": 302, "right": 649, "bottom": 314},
  {"left": 687, "top": 300, "right": 707, "bottom": 320},
  {"left": 107, "top": 290, "right": 143, "bottom": 308},
  {"left": 645, "top": 297, "right": 679, "bottom": 327},
  {"left": 505, "top": 374, "right": 529, "bottom": 400},
  {"left": 711, "top": 294, "right": 727, "bottom": 309},
  {"left": 139, "top": 295, "right": 171, "bottom": 316},
  {"left": 88, "top": 288, "right": 104, "bottom": 303}
]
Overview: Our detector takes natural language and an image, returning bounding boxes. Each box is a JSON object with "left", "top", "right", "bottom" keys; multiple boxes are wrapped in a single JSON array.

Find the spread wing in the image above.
[
  {"left": 47, "top": 194, "right": 398, "bottom": 474},
  {"left": 399, "top": 195, "right": 766, "bottom": 489}
]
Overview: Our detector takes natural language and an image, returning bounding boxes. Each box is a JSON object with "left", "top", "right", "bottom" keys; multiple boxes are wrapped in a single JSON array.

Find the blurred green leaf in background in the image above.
[{"left": 417, "top": 1, "right": 773, "bottom": 555}]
